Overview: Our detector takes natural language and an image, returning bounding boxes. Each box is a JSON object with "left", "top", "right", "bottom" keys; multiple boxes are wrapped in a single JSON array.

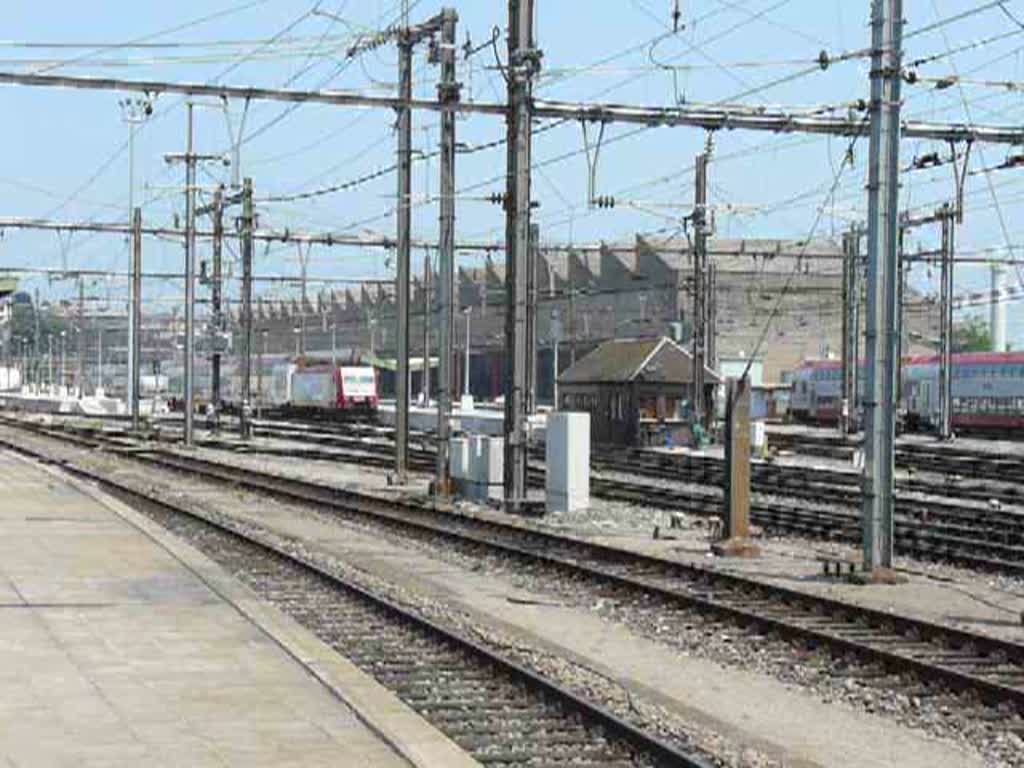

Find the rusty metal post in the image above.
[{"left": 713, "top": 375, "right": 759, "bottom": 557}]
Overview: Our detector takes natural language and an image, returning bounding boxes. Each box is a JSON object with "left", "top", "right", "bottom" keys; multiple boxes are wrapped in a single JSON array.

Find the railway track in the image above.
[
  {"left": 770, "top": 430, "right": 1024, "bottom": 486},
  {"left": 5, "top": 417, "right": 1024, "bottom": 727},
  {"left": 6, "top": 430, "right": 708, "bottom": 768},
  {"left": 20, "top": 414, "right": 1024, "bottom": 574},
  {"left": 214, "top": 418, "right": 1024, "bottom": 575}
]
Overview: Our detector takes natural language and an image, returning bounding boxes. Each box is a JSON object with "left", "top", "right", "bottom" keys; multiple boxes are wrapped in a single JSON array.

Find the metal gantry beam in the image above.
[
  {"left": 1, "top": 68, "right": 1023, "bottom": 143},
  {"left": 861, "top": 0, "right": 904, "bottom": 575}
]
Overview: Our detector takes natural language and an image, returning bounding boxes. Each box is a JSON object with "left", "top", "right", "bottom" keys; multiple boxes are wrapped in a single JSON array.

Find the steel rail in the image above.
[
  {"left": 3, "top": 431, "right": 710, "bottom": 768},
  {"left": 6, "top": 417, "right": 1024, "bottom": 715},
  {"left": 230, "top": 419, "right": 1024, "bottom": 576}
]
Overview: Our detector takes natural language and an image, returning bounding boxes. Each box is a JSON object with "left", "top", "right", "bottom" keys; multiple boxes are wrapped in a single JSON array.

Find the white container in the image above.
[
  {"left": 449, "top": 437, "right": 470, "bottom": 481},
  {"left": 750, "top": 420, "right": 766, "bottom": 456},
  {"left": 546, "top": 411, "right": 590, "bottom": 513},
  {"left": 465, "top": 435, "right": 503, "bottom": 501}
]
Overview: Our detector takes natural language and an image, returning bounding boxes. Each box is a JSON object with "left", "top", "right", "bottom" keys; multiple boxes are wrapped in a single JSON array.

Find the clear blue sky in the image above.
[{"left": 1, "top": 0, "right": 1022, "bottom": 344}]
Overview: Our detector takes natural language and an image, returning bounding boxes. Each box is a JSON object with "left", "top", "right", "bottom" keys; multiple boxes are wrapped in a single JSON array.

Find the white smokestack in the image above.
[{"left": 991, "top": 263, "right": 1008, "bottom": 352}]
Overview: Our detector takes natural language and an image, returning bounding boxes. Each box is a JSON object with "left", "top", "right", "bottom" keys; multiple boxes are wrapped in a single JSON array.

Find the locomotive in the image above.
[{"left": 268, "top": 358, "right": 378, "bottom": 416}]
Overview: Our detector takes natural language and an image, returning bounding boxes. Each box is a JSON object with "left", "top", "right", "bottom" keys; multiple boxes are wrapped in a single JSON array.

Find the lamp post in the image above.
[
  {"left": 120, "top": 96, "right": 152, "bottom": 413},
  {"left": 330, "top": 322, "right": 337, "bottom": 366},
  {"left": 292, "top": 326, "right": 301, "bottom": 357}
]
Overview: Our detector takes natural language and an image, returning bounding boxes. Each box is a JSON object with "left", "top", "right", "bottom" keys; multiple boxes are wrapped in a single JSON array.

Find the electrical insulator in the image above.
[{"left": 594, "top": 195, "right": 615, "bottom": 209}]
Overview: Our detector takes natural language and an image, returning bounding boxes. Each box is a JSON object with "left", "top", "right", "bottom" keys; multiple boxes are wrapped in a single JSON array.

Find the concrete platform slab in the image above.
[{"left": 0, "top": 450, "right": 479, "bottom": 768}]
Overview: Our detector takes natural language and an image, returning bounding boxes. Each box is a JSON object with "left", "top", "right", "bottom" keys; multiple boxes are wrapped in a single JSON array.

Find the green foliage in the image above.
[
  {"left": 952, "top": 314, "right": 994, "bottom": 353},
  {"left": 7, "top": 300, "right": 69, "bottom": 348}
]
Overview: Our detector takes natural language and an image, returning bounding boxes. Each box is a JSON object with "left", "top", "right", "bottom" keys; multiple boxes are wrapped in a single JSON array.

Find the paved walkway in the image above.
[{"left": 0, "top": 450, "right": 475, "bottom": 768}]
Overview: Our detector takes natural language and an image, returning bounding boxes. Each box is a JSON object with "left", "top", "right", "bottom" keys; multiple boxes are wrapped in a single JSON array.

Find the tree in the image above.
[{"left": 952, "top": 314, "right": 993, "bottom": 353}]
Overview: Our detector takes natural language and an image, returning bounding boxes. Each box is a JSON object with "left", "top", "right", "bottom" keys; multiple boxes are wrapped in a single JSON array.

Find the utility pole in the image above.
[
  {"left": 938, "top": 204, "right": 954, "bottom": 441},
  {"left": 991, "top": 262, "right": 1007, "bottom": 352},
  {"left": 59, "top": 331, "right": 66, "bottom": 392},
  {"left": 120, "top": 96, "right": 151, "bottom": 416},
  {"left": 692, "top": 152, "right": 709, "bottom": 425},
  {"left": 298, "top": 244, "right": 308, "bottom": 356},
  {"left": 861, "top": 0, "right": 904, "bottom": 576},
  {"left": 851, "top": 229, "right": 862, "bottom": 422},
  {"left": 77, "top": 276, "right": 85, "bottom": 396},
  {"left": 841, "top": 228, "right": 854, "bottom": 435},
  {"left": 503, "top": 0, "right": 539, "bottom": 510},
  {"left": 211, "top": 185, "right": 224, "bottom": 423},
  {"left": 131, "top": 208, "right": 142, "bottom": 430},
  {"left": 258, "top": 328, "right": 267, "bottom": 416},
  {"left": 32, "top": 287, "right": 40, "bottom": 390},
  {"left": 463, "top": 307, "right": 471, "bottom": 397},
  {"left": 239, "top": 177, "right": 254, "bottom": 441},
  {"left": 896, "top": 224, "right": 906, "bottom": 406},
  {"left": 185, "top": 104, "right": 197, "bottom": 445},
  {"left": 164, "top": 103, "right": 223, "bottom": 445},
  {"left": 707, "top": 259, "right": 717, "bottom": 376},
  {"left": 568, "top": 269, "right": 577, "bottom": 365},
  {"left": 551, "top": 308, "right": 561, "bottom": 407},
  {"left": 97, "top": 326, "right": 104, "bottom": 393},
  {"left": 434, "top": 6, "right": 458, "bottom": 496},
  {"left": 526, "top": 223, "right": 539, "bottom": 414},
  {"left": 394, "top": 29, "right": 413, "bottom": 485},
  {"left": 422, "top": 251, "right": 431, "bottom": 403}
]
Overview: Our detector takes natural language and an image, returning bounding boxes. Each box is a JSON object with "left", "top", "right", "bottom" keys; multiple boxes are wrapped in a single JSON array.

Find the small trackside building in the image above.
[{"left": 556, "top": 336, "right": 721, "bottom": 446}]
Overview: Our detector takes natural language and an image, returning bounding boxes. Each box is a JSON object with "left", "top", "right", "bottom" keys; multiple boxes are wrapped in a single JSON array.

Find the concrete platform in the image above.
[{"left": 0, "top": 450, "right": 478, "bottom": 768}]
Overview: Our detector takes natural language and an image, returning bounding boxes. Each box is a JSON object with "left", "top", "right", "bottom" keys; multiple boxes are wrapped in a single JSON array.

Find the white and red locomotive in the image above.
[{"left": 269, "top": 358, "right": 378, "bottom": 414}]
